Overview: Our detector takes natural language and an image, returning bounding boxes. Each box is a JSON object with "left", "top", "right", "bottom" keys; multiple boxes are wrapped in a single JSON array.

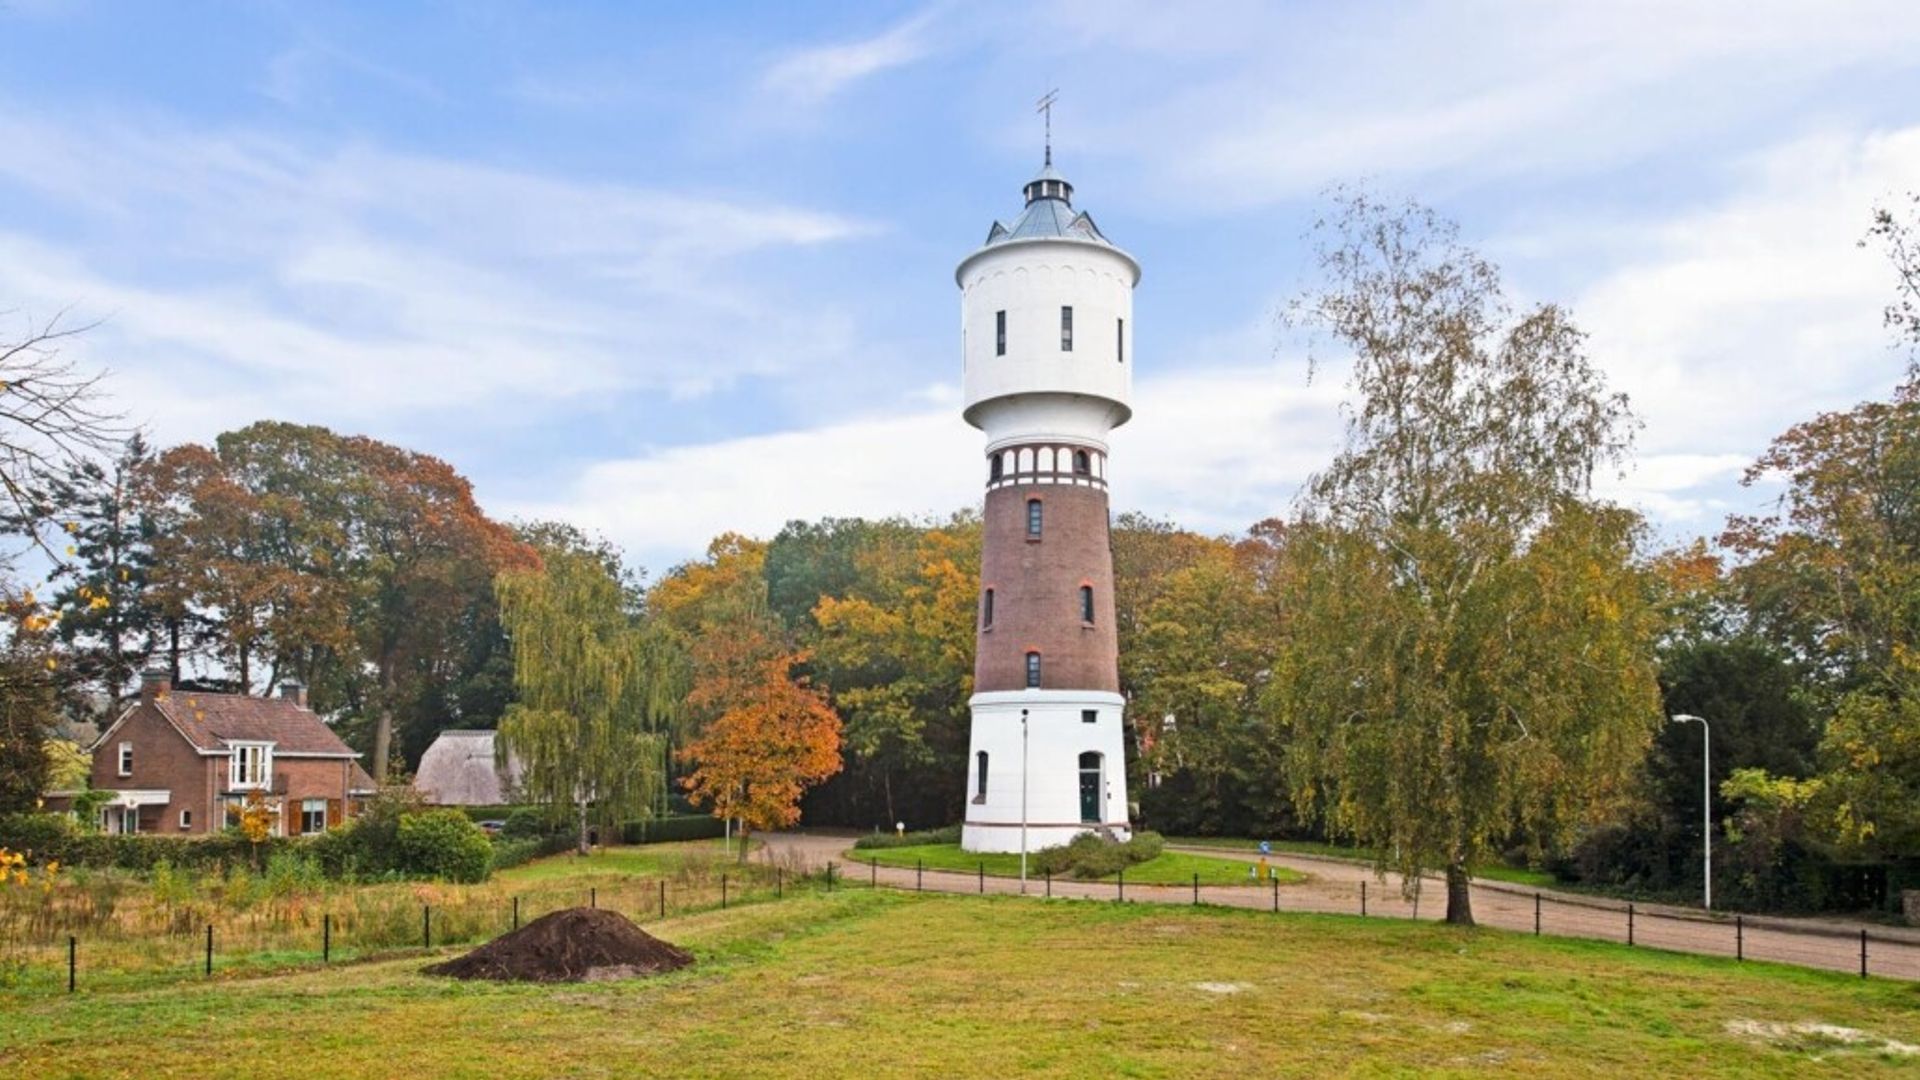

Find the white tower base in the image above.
[{"left": 961, "top": 690, "right": 1131, "bottom": 854}]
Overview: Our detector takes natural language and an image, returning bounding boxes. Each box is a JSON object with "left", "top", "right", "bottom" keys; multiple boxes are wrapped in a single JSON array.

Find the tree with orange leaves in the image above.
[{"left": 679, "top": 650, "right": 842, "bottom": 853}]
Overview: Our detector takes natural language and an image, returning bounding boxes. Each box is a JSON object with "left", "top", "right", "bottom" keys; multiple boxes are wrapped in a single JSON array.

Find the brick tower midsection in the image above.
[{"left": 954, "top": 157, "right": 1139, "bottom": 854}]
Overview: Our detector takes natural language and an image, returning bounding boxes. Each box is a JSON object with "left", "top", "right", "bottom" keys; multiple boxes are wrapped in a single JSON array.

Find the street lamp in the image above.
[
  {"left": 1671, "top": 713, "right": 1711, "bottom": 910},
  {"left": 1020, "top": 708, "right": 1030, "bottom": 894}
]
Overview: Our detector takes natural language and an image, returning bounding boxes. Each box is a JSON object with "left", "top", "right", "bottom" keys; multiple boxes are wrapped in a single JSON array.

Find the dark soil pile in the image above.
[{"left": 423, "top": 907, "right": 694, "bottom": 983}]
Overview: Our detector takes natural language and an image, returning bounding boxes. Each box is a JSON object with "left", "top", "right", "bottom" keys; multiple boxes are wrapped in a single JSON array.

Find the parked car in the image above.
[{"left": 475, "top": 819, "right": 506, "bottom": 836}]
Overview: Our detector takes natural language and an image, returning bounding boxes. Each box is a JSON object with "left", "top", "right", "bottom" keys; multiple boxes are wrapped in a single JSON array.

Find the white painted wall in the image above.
[
  {"left": 961, "top": 690, "right": 1131, "bottom": 854},
  {"left": 959, "top": 240, "right": 1137, "bottom": 434}
]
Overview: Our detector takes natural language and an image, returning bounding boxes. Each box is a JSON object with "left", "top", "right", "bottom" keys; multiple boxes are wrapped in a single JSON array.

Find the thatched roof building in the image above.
[{"left": 414, "top": 729, "right": 522, "bottom": 806}]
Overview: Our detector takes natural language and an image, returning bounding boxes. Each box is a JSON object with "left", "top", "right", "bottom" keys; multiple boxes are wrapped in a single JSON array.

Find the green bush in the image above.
[
  {"left": 619, "top": 815, "right": 728, "bottom": 845},
  {"left": 395, "top": 810, "right": 493, "bottom": 883},
  {"left": 500, "top": 807, "right": 551, "bottom": 840},
  {"left": 0, "top": 811, "right": 293, "bottom": 873},
  {"left": 490, "top": 833, "right": 572, "bottom": 871},
  {"left": 852, "top": 824, "right": 963, "bottom": 850},
  {"left": 1031, "top": 830, "right": 1166, "bottom": 879}
]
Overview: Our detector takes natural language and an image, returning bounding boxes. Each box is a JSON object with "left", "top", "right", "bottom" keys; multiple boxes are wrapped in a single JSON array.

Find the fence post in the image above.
[
  {"left": 205, "top": 924, "right": 213, "bottom": 976},
  {"left": 590, "top": 887, "right": 596, "bottom": 910},
  {"left": 423, "top": 906, "right": 431, "bottom": 950},
  {"left": 871, "top": 860, "right": 877, "bottom": 889},
  {"left": 916, "top": 860, "right": 923, "bottom": 892},
  {"left": 1361, "top": 881, "right": 1367, "bottom": 918},
  {"left": 1735, "top": 915, "right": 1743, "bottom": 961},
  {"left": 513, "top": 896, "right": 520, "bottom": 931},
  {"left": 979, "top": 862, "right": 985, "bottom": 895},
  {"left": 67, "top": 935, "right": 75, "bottom": 993},
  {"left": 1045, "top": 868, "right": 1051, "bottom": 899},
  {"left": 1533, "top": 893, "right": 1541, "bottom": 936},
  {"left": 323, "top": 913, "right": 331, "bottom": 963},
  {"left": 1861, "top": 929, "right": 1869, "bottom": 978},
  {"left": 1271, "top": 874, "right": 1278, "bottom": 913},
  {"left": 722, "top": 875, "right": 728, "bottom": 909},
  {"left": 659, "top": 879, "right": 666, "bottom": 919},
  {"left": 1192, "top": 872, "right": 1199, "bottom": 906},
  {"left": 1627, "top": 904, "right": 1634, "bottom": 947},
  {"left": 828, "top": 862, "right": 836, "bottom": 891},
  {"left": 1118, "top": 868, "right": 1125, "bottom": 903},
  {"left": 777, "top": 867, "right": 783, "bottom": 898}
]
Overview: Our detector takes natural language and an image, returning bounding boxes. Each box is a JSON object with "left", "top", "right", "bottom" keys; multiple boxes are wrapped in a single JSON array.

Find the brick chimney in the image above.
[
  {"left": 139, "top": 665, "right": 171, "bottom": 705},
  {"left": 278, "top": 680, "right": 308, "bottom": 708}
]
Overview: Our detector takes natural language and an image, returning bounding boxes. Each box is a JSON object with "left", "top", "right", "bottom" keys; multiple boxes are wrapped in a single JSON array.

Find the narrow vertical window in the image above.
[
  {"left": 989, "top": 454, "right": 1003, "bottom": 482},
  {"left": 995, "top": 310, "right": 1006, "bottom": 356},
  {"left": 1073, "top": 450, "right": 1090, "bottom": 475},
  {"left": 976, "top": 751, "right": 989, "bottom": 799},
  {"left": 982, "top": 588, "right": 994, "bottom": 629},
  {"left": 1027, "top": 499, "right": 1042, "bottom": 539},
  {"left": 1118, "top": 317, "right": 1125, "bottom": 363},
  {"left": 118, "top": 742, "right": 133, "bottom": 777},
  {"left": 1080, "top": 585, "right": 1095, "bottom": 623},
  {"left": 1026, "top": 651, "right": 1042, "bottom": 688},
  {"left": 1061, "top": 305, "right": 1074, "bottom": 351}
]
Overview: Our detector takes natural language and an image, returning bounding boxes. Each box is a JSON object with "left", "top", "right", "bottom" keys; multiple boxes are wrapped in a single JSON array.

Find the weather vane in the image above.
[{"left": 1036, "top": 88, "right": 1059, "bottom": 166}]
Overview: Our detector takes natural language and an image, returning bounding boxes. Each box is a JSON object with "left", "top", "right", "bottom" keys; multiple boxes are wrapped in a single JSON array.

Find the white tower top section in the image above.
[{"left": 957, "top": 162, "right": 1140, "bottom": 452}]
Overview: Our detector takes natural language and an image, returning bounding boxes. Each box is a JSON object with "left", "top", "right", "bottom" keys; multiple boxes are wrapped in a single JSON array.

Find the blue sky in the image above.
[{"left": 3, "top": 1, "right": 1918, "bottom": 575}]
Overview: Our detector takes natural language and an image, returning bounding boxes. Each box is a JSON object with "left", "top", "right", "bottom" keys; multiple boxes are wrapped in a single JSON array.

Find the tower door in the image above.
[{"left": 1078, "top": 752, "right": 1102, "bottom": 823}]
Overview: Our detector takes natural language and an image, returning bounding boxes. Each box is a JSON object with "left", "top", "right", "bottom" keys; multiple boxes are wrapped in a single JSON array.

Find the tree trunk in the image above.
[
  {"left": 737, "top": 821, "right": 750, "bottom": 863},
  {"left": 1444, "top": 859, "right": 1475, "bottom": 926},
  {"left": 577, "top": 796, "right": 591, "bottom": 857},
  {"left": 371, "top": 662, "right": 394, "bottom": 782},
  {"left": 167, "top": 618, "right": 180, "bottom": 684}
]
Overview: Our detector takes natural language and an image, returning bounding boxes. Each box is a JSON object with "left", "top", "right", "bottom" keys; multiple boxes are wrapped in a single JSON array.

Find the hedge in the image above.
[
  {"left": 620, "top": 815, "right": 728, "bottom": 845},
  {"left": 852, "top": 824, "right": 962, "bottom": 850},
  {"left": 0, "top": 812, "right": 294, "bottom": 873}
]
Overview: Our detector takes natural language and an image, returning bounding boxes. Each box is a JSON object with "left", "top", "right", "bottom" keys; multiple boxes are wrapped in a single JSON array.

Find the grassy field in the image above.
[
  {"left": 844, "top": 841, "right": 1307, "bottom": 886},
  {"left": 7, "top": 890, "right": 1918, "bottom": 1078},
  {"left": 1172, "top": 836, "right": 1558, "bottom": 888}
]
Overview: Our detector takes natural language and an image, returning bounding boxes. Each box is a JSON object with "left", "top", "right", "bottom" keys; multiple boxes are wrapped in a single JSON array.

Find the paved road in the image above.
[{"left": 758, "top": 832, "right": 1920, "bottom": 980}]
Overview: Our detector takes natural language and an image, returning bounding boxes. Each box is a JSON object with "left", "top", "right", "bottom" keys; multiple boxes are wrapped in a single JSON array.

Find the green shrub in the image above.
[
  {"left": 395, "top": 810, "right": 492, "bottom": 883},
  {"left": 500, "top": 807, "right": 552, "bottom": 840},
  {"left": 852, "top": 824, "right": 963, "bottom": 850},
  {"left": 1031, "top": 830, "right": 1165, "bottom": 879},
  {"left": 619, "top": 815, "right": 728, "bottom": 845},
  {"left": 490, "top": 833, "right": 571, "bottom": 871}
]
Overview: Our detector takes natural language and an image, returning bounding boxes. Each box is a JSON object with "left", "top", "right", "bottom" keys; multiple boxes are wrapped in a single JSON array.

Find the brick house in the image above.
[{"left": 69, "top": 668, "right": 376, "bottom": 836}]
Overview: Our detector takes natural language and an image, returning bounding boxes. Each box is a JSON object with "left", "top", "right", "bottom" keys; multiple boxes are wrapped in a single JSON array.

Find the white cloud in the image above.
[
  {"left": 498, "top": 361, "right": 1342, "bottom": 568},
  {"left": 760, "top": 8, "right": 940, "bottom": 109},
  {"left": 0, "top": 110, "right": 873, "bottom": 441}
]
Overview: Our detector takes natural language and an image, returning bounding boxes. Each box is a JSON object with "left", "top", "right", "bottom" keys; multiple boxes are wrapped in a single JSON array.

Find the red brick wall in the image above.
[
  {"left": 976, "top": 482, "right": 1120, "bottom": 693},
  {"left": 91, "top": 706, "right": 211, "bottom": 834}
]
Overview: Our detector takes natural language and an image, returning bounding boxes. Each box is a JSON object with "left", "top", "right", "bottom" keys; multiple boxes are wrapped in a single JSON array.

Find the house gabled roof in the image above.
[
  {"left": 93, "top": 690, "right": 362, "bottom": 759},
  {"left": 413, "top": 729, "right": 522, "bottom": 805}
]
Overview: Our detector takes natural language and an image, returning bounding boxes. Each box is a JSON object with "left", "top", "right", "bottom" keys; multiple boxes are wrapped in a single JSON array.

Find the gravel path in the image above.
[{"left": 759, "top": 832, "right": 1920, "bottom": 980}]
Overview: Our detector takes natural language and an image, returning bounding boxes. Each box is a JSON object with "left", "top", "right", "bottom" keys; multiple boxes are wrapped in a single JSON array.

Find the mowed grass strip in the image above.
[
  {"left": 1172, "top": 835, "right": 1557, "bottom": 887},
  {"left": 845, "top": 842, "right": 1306, "bottom": 886},
  {"left": 7, "top": 891, "right": 1919, "bottom": 1078}
]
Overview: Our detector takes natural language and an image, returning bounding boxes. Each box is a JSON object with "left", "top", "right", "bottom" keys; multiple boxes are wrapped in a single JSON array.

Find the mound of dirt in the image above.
[{"left": 423, "top": 907, "right": 694, "bottom": 983}]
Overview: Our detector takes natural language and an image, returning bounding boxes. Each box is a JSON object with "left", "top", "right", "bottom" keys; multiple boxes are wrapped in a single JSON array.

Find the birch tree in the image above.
[{"left": 1270, "top": 192, "right": 1662, "bottom": 925}]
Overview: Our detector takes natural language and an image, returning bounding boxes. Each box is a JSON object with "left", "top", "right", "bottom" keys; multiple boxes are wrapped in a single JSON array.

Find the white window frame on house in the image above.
[
  {"left": 179, "top": 808, "right": 192, "bottom": 830},
  {"left": 117, "top": 742, "right": 133, "bottom": 777},
  {"left": 301, "top": 798, "right": 327, "bottom": 834},
  {"left": 228, "top": 742, "right": 275, "bottom": 791}
]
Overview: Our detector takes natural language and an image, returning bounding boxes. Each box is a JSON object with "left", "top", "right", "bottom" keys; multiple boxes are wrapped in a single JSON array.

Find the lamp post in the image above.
[
  {"left": 1671, "top": 713, "right": 1711, "bottom": 909},
  {"left": 1020, "top": 708, "right": 1030, "bottom": 894}
]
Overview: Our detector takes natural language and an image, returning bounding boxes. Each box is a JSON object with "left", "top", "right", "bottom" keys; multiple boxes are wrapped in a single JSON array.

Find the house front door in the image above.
[{"left": 1078, "top": 752, "right": 1102, "bottom": 823}]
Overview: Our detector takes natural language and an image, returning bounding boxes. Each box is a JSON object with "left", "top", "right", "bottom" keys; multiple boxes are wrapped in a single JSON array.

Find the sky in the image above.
[{"left": 2, "top": 1, "right": 1918, "bottom": 576}]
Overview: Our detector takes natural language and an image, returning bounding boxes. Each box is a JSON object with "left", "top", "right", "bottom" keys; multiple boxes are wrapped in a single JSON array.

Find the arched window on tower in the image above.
[
  {"left": 1080, "top": 585, "right": 1095, "bottom": 624},
  {"left": 975, "top": 751, "right": 989, "bottom": 802},
  {"left": 1026, "top": 499, "right": 1043, "bottom": 539},
  {"left": 990, "top": 454, "right": 1003, "bottom": 482},
  {"left": 1026, "top": 651, "right": 1042, "bottom": 688},
  {"left": 1073, "top": 450, "right": 1090, "bottom": 475}
]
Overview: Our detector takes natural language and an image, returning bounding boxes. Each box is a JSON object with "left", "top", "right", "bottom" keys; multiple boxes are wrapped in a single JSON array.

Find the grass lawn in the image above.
[
  {"left": 495, "top": 838, "right": 759, "bottom": 884},
  {"left": 8, "top": 891, "right": 1919, "bottom": 1078},
  {"left": 845, "top": 842, "right": 1309, "bottom": 886},
  {"left": 1172, "top": 836, "right": 1558, "bottom": 888}
]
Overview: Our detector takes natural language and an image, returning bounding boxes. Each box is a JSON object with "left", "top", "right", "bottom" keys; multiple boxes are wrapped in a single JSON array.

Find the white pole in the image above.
[
  {"left": 1672, "top": 714, "right": 1711, "bottom": 910},
  {"left": 1020, "top": 708, "right": 1030, "bottom": 894}
]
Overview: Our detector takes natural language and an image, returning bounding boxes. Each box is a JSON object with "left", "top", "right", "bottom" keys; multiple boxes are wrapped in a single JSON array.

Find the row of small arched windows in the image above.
[{"left": 990, "top": 450, "right": 1093, "bottom": 483}]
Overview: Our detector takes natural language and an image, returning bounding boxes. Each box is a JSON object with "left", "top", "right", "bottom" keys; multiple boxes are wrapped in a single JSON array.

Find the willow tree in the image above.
[
  {"left": 496, "top": 541, "right": 675, "bottom": 855},
  {"left": 1270, "top": 192, "right": 1662, "bottom": 925}
]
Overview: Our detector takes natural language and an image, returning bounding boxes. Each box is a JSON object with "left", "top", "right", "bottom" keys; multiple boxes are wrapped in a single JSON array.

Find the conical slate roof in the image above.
[{"left": 981, "top": 162, "right": 1115, "bottom": 249}]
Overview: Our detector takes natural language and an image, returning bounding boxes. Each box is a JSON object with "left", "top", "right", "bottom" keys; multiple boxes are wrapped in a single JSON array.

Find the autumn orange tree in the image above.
[{"left": 680, "top": 651, "right": 842, "bottom": 853}]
